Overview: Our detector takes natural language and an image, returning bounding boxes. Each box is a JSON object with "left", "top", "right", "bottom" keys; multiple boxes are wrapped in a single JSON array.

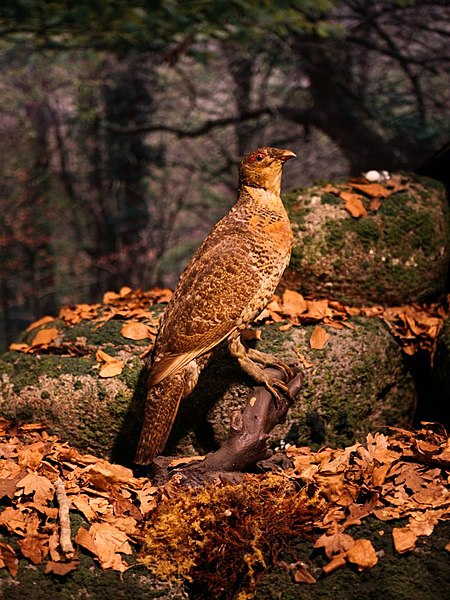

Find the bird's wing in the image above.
[{"left": 149, "top": 228, "right": 266, "bottom": 385}]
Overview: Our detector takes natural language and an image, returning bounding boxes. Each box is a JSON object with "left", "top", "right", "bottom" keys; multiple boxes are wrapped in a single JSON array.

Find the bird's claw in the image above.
[{"left": 266, "top": 378, "right": 295, "bottom": 410}]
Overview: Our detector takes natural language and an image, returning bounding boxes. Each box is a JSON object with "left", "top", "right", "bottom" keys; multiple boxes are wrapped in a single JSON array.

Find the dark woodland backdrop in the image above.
[{"left": 0, "top": 0, "right": 449, "bottom": 351}]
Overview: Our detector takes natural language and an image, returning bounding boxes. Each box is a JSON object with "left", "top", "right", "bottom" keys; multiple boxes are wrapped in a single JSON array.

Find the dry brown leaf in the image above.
[
  {"left": 314, "top": 532, "right": 355, "bottom": 558},
  {"left": 9, "top": 342, "right": 30, "bottom": 352},
  {"left": 70, "top": 495, "right": 98, "bottom": 521},
  {"left": 306, "top": 299, "right": 330, "bottom": 320},
  {"left": 31, "top": 327, "right": 59, "bottom": 347},
  {"left": 282, "top": 289, "right": 307, "bottom": 317},
  {"left": 340, "top": 191, "right": 367, "bottom": 218},
  {"left": 26, "top": 315, "right": 55, "bottom": 332},
  {"left": 0, "top": 541, "right": 19, "bottom": 577},
  {"left": 293, "top": 563, "right": 317, "bottom": 584},
  {"left": 16, "top": 472, "right": 55, "bottom": 504},
  {"left": 392, "top": 527, "right": 417, "bottom": 553},
  {"left": 17, "top": 440, "right": 47, "bottom": 470},
  {"left": 346, "top": 539, "right": 378, "bottom": 570},
  {"left": 309, "top": 325, "right": 330, "bottom": 349},
  {"left": 44, "top": 560, "right": 79, "bottom": 576},
  {"left": 99, "top": 361, "right": 124, "bottom": 378},
  {"left": 121, "top": 321, "right": 151, "bottom": 340},
  {"left": 350, "top": 182, "right": 390, "bottom": 198},
  {"left": 18, "top": 534, "right": 49, "bottom": 564}
]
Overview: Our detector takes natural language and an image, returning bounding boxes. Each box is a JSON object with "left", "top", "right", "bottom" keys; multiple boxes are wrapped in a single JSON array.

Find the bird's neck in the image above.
[{"left": 242, "top": 185, "right": 285, "bottom": 211}]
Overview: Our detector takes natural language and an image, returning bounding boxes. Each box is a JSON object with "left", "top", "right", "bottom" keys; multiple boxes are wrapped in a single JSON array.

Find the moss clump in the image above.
[
  {"left": 140, "top": 474, "right": 323, "bottom": 599},
  {"left": 286, "top": 174, "right": 449, "bottom": 305}
]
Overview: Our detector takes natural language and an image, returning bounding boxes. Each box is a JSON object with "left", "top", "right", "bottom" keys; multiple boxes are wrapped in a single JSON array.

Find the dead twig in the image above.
[
  {"left": 55, "top": 477, "right": 75, "bottom": 558},
  {"left": 178, "top": 365, "right": 303, "bottom": 477}
]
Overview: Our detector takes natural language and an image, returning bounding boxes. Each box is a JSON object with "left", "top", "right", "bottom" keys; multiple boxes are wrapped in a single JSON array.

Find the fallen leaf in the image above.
[
  {"left": 18, "top": 534, "right": 48, "bottom": 564},
  {"left": 392, "top": 527, "right": 417, "bottom": 553},
  {"left": 293, "top": 563, "right": 317, "bottom": 584},
  {"left": 340, "top": 191, "right": 367, "bottom": 218},
  {"left": 314, "top": 531, "right": 355, "bottom": 558},
  {"left": 74, "top": 526, "right": 98, "bottom": 556},
  {"left": 282, "top": 289, "right": 307, "bottom": 317},
  {"left": 306, "top": 299, "right": 330, "bottom": 320},
  {"left": 310, "top": 325, "right": 330, "bottom": 349},
  {"left": 99, "top": 361, "right": 124, "bottom": 378},
  {"left": 121, "top": 321, "right": 151, "bottom": 340},
  {"left": 9, "top": 343, "right": 30, "bottom": 352},
  {"left": 346, "top": 539, "right": 378, "bottom": 570},
  {"left": 16, "top": 472, "right": 55, "bottom": 504},
  {"left": 31, "top": 327, "right": 59, "bottom": 346},
  {"left": 350, "top": 182, "right": 390, "bottom": 198},
  {"left": 26, "top": 315, "right": 55, "bottom": 332},
  {"left": 44, "top": 560, "right": 79, "bottom": 576},
  {"left": 0, "top": 541, "right": 19, "bottom": 577}
]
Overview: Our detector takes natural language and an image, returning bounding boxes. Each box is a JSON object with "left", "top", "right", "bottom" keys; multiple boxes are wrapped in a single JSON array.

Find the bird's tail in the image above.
[
  {"left": 134, "top": 371, "right": 185, "bottom": 464},
  {"left": 134, "top": 358, "right": 206, "bottom": 464}
]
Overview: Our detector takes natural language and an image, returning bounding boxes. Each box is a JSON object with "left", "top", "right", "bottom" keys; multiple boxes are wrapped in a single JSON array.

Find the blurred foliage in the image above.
[{"left": 0, "top": 0, "right": 449, "bottom": 350}]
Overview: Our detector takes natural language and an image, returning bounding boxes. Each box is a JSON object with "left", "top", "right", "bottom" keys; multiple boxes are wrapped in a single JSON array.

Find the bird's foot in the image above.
[
  {"left": 264, "top": 377, "right": 296, "bottom": 410},
  {"left": 242, "top": 347, "right": 296, "bottom": 380}
]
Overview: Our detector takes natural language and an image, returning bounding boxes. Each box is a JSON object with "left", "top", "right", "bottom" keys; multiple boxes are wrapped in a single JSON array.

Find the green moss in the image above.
[
  {"left": 324, "top": 219, "right": 346, "bottom": 251},
  {"left": 351, "top": 217, "right": 380, "bottom": 247},
  {"left": 2, "top": 353, "right": 93, "bottom": 393},
  {"left": 321, "top": 193, "right": 340, "bottom": 205},
  {"left": 64, "top": 319, "right": 124, "bottom": 348}
]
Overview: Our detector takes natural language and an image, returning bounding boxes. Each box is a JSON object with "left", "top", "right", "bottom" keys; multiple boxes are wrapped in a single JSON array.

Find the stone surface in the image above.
[
  {"left": 183, "top": 317, "right": 416, "bottom": 455},
  {"left": 0, "top": 308, "right": 416, "bottom": 462},
  {"left": 283, "top": 173, "right": 449, "bottom": 305}
]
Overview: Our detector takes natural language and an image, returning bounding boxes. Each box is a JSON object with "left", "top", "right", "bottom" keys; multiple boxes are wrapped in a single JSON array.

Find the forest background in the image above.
[{"left": 0, "top": 0, "right": 449, "bottom": 352}]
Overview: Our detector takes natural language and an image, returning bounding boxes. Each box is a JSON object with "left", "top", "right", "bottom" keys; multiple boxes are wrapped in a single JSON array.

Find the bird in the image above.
[{"left": 134, "top": 146, "right": 296, "bottom": 464}]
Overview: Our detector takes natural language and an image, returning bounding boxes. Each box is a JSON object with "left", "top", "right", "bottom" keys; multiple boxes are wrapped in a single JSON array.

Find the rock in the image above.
[
  {"left": 283, "top": 173, "right": 449, "bottom": 305},
  {"left": 431, "top": 317, "right": 450, "bottom": 427},
  {"left": 181, "top": 317, "right": 416, "bottom": 454},
  {"left": 0, "top": 315, "right": 150, "bottom": 463},
  {"left": 0, "top": 302, "right": 416, "bottom": 461}
]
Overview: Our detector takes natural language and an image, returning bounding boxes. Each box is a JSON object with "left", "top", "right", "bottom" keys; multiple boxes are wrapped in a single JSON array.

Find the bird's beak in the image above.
[{"left": 280, "top": 149, "right": 297, "bottom": 162}]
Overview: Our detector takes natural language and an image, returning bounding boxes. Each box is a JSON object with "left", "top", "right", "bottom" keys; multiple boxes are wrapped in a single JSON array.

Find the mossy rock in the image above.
[
  {"left": 0, "top": 303, "right": 416, "bottom": 462},
  {"left": 283, "top": 173, "right": 449, "bottom": 305},
  {"left": 170, "top": 317, "right": 416, "bottom": 455},
  {"left": 431, "top": 317, "right": 450, "bottom": 426},
  {"left": 0, "top": 310, "right": 151, "bottom": 461}
]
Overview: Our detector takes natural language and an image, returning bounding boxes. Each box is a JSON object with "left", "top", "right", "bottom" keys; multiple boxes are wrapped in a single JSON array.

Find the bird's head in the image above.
[{"left": 239, "top": 147, "right": 296, "bottom": 195}]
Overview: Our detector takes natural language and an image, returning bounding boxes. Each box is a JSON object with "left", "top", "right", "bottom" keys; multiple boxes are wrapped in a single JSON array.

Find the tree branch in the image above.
[{"left": 151, "top": 366, "right": 304, "bottom": 481}]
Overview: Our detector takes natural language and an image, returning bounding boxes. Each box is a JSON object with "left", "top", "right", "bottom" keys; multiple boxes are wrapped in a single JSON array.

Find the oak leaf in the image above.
[{"left": 340, "top": 191, "right": 367, "bottom": 217}]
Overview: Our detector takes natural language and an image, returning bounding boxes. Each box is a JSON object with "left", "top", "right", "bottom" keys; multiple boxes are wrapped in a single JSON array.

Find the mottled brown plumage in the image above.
[{"left": 135, "top": 147, "right": 296, "bottom": 464}]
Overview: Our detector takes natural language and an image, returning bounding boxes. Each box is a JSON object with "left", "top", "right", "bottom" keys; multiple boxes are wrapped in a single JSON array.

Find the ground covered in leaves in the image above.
[{"left": 0, "top": 419, "right": 449, "bottom": 599}]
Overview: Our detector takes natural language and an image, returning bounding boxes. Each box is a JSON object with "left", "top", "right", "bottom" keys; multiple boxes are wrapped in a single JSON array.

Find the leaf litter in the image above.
[
  {"left": 9, "top": 283, "right": 449, "bottom": 365},
  {"left": 0, "top": 418, "right": 449, "bottom": 588}
]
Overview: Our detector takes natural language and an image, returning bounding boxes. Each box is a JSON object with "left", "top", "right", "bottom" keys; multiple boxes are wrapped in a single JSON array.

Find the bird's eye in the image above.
[{"left": 255, "top": 154, "right": 264, "bottom": 161}]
